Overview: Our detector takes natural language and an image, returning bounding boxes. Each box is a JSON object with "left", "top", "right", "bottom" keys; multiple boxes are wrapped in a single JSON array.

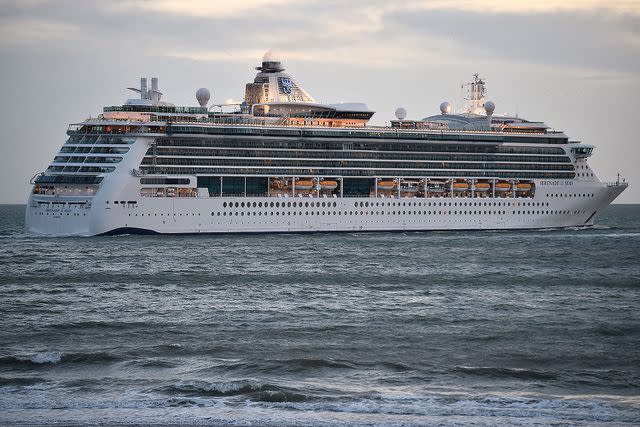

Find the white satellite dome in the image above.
[
  {"left": 395, "top": 107, "right": 407, "bottom": 121},
  {"left": 263, "top": 50, "right": 280, "bottom": 62},
  {"left": 484, "top": 100, "right": 495, "bottom": 114},
  {"left": 196, "top": 88, "right": 211, "bottom": 108},
  {"left": 440, "top": 101, "right": 452, "bottom": 115}
]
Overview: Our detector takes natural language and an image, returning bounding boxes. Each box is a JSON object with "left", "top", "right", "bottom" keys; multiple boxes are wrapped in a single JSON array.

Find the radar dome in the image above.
[
  {"left": 196, "top": 88, "right": 211, "bottom": 108},
  {"left": 395, "top": 107, "right": 407, "bottom": 121},
  {"left": 484, "top": 100, "right": 495, "bottom": 115},
  {"left": 440, "top": 102, "right": 452, "bottom": 115}
]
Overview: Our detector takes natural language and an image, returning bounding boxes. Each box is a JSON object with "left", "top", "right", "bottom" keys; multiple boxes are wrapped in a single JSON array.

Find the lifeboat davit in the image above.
[
  {"left": 319, "top": 180, "right": 338, "bottom": 190},
  {"left": 428, "top": 180, "right": 446, "bottom": 192},
  {"left": 453, "top": 182, "right": 469, "bottom": 192},
  {"left": 271, "top": 179, "right": 286, "bottom": 190},
  {"left": 474, "top": 182, "right": 490, "bottom": 192},
  {"left": 516, "top": 182, "right": 532, "bottom": 192},
  {"left": 401, "top": 182, "right": 420, "bottom": 193},
  {"left": 377, "top": 180, "right": 396, "bottom": 190},
  {"left": 494, "top": 182, "right": 512, "bottom": 192},
  {"left": 294, "top": 180, "right": 313, "bottom": 191}
]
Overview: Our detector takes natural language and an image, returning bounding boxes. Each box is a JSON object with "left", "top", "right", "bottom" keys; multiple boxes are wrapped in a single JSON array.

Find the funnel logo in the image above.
[{"left": 279, "top": 77, "right": 293, "bottom": 94}]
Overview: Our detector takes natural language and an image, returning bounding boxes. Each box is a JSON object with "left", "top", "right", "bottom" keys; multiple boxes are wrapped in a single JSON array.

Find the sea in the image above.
[{"left": 1, "top": 203, "right": 639, "bottom": 426}]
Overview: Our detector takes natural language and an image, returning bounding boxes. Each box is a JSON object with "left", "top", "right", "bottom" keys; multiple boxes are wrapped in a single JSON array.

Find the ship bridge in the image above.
[
  {"left": 244, "top": 51, "right": 374, "bottom": 127},
  {"left": 245, "top": 51, "right": 315, "bottom": 106}
]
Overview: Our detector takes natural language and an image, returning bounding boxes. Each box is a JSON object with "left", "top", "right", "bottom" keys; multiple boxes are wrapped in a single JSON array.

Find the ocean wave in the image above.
[
  {"left": 0, "top": 351, "right": 120, "bottom": 367},
  {"left": 452, "top": 366, "right": 557, "bottom": 380},
  {"left": 158, "top": 379, "right": 307, "bottom": 403},
  {"left": 254, "top": 393, "right": 639, "bottom": 422},
  {"left": 1, "top": 381, "right": 638, "bottom": 424},
  {"left": 0, "top": 376, "right": 46, "bottom": 386},
  {"left": 128, "top": 358, "right": 179, "bottom": 368},
  {"left": 277, "top": 358, "right": 355, "bottom": 370},
  {"left": 47, "top": 320, "right": 160, "bottom": 330}
]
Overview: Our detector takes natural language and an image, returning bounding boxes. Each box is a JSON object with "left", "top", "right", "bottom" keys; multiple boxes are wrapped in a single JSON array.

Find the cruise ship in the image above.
[{"left": 26, "top": 52, "right": 627, "bottom": 236}]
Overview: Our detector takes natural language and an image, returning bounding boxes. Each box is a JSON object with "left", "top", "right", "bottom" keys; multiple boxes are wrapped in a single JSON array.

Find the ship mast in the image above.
[{"left": 464, "top": 74, "right": 486, "bottom": 115}]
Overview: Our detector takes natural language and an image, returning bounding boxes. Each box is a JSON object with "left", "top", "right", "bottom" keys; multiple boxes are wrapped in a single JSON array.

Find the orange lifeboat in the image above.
[
  {"left": 494, "top": 182, "right": 512, "bottom": 192},
  {"left": 474, "top": 182, "right": 490, "bottom": 192},
  {"left": 377, "top": 180, "right": 396, "bottom": 190},
  {"left": 516, "top": 182, "right": 532, "bottom": 192},
  {"left": 294, "top": 180, "right": 314, "bottom": 191},
  {"left": 319, "top": 180, "right": 338, "bottom": 191},
  {"left": 453, "top": 182, "right": 469, "bottom": 192}
]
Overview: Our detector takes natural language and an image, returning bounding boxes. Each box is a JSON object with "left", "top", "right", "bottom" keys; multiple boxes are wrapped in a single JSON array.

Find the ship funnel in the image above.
[
  {"left": 150, "top": 77, "right": 161, "bottom": 103},
  {"left": 140, "top": 78, "right": 148, "bottom": 100}
]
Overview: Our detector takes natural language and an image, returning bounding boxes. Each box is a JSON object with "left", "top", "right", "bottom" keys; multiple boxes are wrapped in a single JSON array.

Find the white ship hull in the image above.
[{"left": 25, "top": 180, "right": 626, "bottom": 236}]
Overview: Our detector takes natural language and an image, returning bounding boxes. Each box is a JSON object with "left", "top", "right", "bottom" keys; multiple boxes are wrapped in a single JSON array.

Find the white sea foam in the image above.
[
  {"left": 0, "top": 394, "right": 637, "bottom": 426},
  {"left": 25, "top": 353, "right": 62, "bottom": 364}
]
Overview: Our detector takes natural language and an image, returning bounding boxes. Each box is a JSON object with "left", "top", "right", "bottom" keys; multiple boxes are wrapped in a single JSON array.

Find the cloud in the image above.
[
  {"left": 0, "top": 0, "right": 638, "bottom": 75},
  {"left": 106, "top": 0, "right": 640, "bottom": 17},
  {"left": 0, "top": 17, "right": 78, "bottom": 45},
  {"left": 107, "top": 0, "right": 294, "bottom": 17},
  {"left": 405, "top": 0, "right": 640, "bottom": 15}
]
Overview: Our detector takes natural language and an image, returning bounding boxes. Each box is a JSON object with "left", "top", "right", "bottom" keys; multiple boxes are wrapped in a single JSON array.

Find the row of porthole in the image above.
[
  {"left": 223, "top": 201, "right": 338, "bottom": 208},
  {"left": 223, "top": 201, "right": 550, "bottom": 210},
  {"left": 35, "top": 212, "right": 87, "bottom": 216},
  {"left": 548, "top": 193, "right": 594, "bottom": 198},
  {"left": 211, "top": 210, "right": 580, "bottom": 217},
  {"left": 354, "top": 201, "right": 550, "bottom": 208},
  {"left": 221, "top": 200, "right": 551, "bottom": 210},
  {"left": 128, "top": 213, "right": 201, "bottom": 217}
]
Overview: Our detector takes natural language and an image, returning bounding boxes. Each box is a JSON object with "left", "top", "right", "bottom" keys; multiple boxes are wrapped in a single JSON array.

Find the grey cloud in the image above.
[
  {"left": 2, "top": 0, "right": 638, "bottom": 75},
  {"left": 382, "top": 8, "right": 640, "bottom": 73}
]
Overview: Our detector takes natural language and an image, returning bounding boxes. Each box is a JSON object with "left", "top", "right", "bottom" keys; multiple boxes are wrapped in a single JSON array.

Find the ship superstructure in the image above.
[{"left": 26, "top": 52, "right": 627, "bottom": 236}]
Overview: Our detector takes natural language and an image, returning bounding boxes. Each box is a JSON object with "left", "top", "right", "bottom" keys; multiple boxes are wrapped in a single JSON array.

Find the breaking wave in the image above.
[{"left": 0, "top": 351, "right": 120, "bottom": 367}]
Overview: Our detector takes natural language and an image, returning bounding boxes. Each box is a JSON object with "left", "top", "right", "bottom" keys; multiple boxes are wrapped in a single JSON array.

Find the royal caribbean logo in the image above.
[{"left": 279, "top": 77, "right": 293, "bottom": 94}]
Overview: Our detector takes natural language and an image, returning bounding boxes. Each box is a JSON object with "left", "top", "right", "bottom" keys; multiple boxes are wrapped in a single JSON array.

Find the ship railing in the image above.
[{"left": 605, "top": 181, "right": 628, "bottom": 188}]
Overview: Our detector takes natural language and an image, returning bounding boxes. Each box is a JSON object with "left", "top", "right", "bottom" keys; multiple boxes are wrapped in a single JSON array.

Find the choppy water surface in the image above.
[{"left": 1, "top": 204, "right": 639, "bottom": 426}]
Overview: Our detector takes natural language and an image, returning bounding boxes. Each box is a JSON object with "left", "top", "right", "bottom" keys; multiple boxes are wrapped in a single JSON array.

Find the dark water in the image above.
[{"left": 1, "top": 204, "right": 640, "bottom": 426}]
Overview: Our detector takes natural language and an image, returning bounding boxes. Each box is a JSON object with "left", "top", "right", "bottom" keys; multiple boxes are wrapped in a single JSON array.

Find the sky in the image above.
[{"left": 0, "top": 0, "right": 639, "bottom": 203}]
